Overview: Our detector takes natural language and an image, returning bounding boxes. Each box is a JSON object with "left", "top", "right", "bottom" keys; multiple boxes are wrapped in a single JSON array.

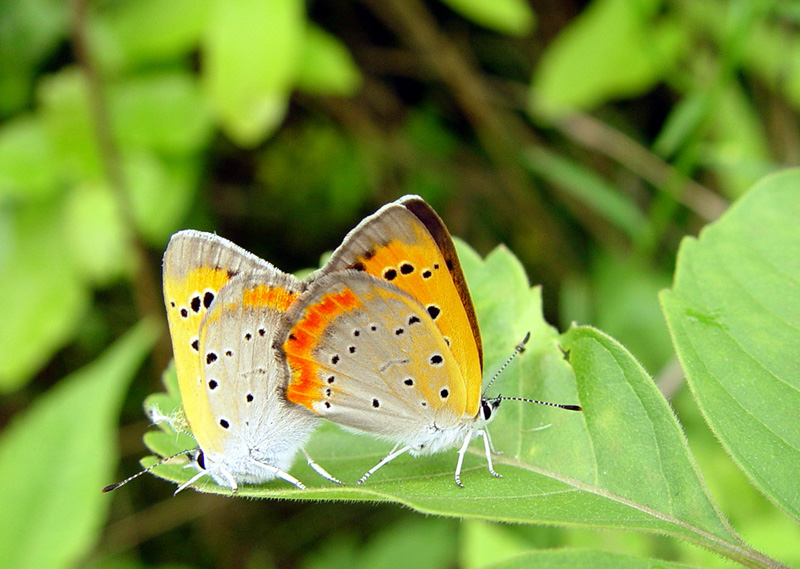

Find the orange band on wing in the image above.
[
  {"left": 284, "top": 288, "right": 361, "bottom": 410},
  {"left": 242, "top": 284, "right": 298, "bottom": 311}
]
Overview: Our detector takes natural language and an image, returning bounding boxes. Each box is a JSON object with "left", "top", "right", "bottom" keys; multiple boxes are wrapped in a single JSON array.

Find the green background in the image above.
[{"left": 1, "top": 1, "right": 798, "bottom": 568}]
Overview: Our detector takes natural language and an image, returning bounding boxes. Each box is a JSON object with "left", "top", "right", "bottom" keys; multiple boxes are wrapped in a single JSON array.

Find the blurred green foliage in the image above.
[{"left": 1, "top": 0, "right": 799, "bottom": 568}]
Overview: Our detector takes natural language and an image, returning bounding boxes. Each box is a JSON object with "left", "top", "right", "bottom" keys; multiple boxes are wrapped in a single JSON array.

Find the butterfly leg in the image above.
[
  {"left": 478, "top": 430, "right": 502, "bottom": 479},
  {"left": 454, "top": 434, "right": 473, "bottom": 488},
  {"left": 248, "top": 458, "right": 308, "bottom": 490},
  {"left": 357, "top": 445, "right": 412, "bottom": 485},
  {"left": 174, "top": 469, "right": 220, "bottom": 495},
  {"left": 302, "top": 448, "right": 344, "bottom": 485}
]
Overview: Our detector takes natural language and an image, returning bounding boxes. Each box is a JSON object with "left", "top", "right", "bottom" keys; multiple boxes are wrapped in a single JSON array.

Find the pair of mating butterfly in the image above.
[{"left": 106, "top": 196, "right": 581, "bottom": 494}]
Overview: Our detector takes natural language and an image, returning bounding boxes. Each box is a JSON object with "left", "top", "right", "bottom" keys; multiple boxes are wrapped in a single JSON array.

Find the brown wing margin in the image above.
[{"left": 399, "top": 196, "right": 484, "bottom": 370}]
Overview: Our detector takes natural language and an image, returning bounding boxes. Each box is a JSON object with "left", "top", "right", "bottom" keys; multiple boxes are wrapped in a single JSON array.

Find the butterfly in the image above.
[
  {"left": 277, "top": 196, "right": 581, "bottom": 487},
  {"left": 105, "top": 230, "right": 340, "bottom": 494}
]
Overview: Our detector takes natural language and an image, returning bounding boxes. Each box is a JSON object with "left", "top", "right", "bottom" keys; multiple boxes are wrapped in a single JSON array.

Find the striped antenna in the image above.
[
  {"left": 102, "top": 449, "right": 195, "bottom": 493},
  {"left": 481, "top": 332, "right": 531, "bottom": 398},
  {"left": 492, "top": 395, "right": 581, "bottom": 412},
  {"left": 482, "top": 332, "right": 582, "bottom": 412}
]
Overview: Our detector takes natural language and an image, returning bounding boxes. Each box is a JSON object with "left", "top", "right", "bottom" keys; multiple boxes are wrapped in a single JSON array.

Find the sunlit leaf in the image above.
[
  {"left": 89, "top": 0, "right": 211, "bottom": 72},
  {"left": 0, "top": 321, "right": 158, "bottom": 569},
  {"left": 110, "top": 71, "right": 213, "bottom": 155},
  {"left": 530, "top": 0, "right": 685, "bottom": 118},
  {"left": 0, "top": 114, "right": 59, "bottom": 201},
  {"left": 202, "top": 0, "right": 304, "bottom": 146},
  {"left": 38, "top": 69, "right": 104, "bottom": 183},
  {"left": 0, "top": 0, "right": 68, "bottom": 115},
  {"left": 438, "top": 0, "right": 534, "bottom": 36},
  {"left": 123, "top": 152, "right": 199, "bottom": 244},
  {"left": 296, "top": 25, "right": 362, "bottom": 96},
  {"left": 64, "top": 181, "right": 130, "bottom": 285},
  {"left": 662, "top": 169, "right": 800, "bottom": 522},
  {"left": 0, "top": 203, "right": 88, "bottom": 391}
]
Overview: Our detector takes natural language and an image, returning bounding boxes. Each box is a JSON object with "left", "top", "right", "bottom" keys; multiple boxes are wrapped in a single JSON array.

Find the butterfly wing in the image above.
[
  {"left": 162, "top": 231, "right": 278, "bottom": 449},
  {"left": 198, "top": 270, "right": 316, "bottom": 477},
  {"left": 320, "top": 195, "right": 482, "bottom": 416},
  {"left": 280, "top": 271, "right": 470, "bottom": 446}
]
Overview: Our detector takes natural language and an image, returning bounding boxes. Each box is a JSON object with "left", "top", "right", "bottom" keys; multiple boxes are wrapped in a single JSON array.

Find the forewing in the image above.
[
  {"left": 320, "top": 196, "right": 482, "bottom": 416},
  {"left": 162, "top": 231, "right": 276, "bottom": 440}
]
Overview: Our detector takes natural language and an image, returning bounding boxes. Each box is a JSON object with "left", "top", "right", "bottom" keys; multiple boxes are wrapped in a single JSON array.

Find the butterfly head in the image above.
[{"left": 479, "top": 396, "right": 502, "bottom": 424}]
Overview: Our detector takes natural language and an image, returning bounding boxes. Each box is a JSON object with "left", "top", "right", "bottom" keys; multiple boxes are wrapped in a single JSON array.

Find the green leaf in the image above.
[
  {"left": 202, "top": 0, "right": 305, "bottom": 146},
  {"left": 137, "top": 240, "right": 779, "bottom": 566},
  {"left": 123, "top": 152, "right": 199, "bottom": 244},
  {"left": 438, "top": 0, "right": 535, "bottom": 36},
  {"left": 295, "top": 25, "right": 362, "bottom": 96},
  {"left": 661, "top": 169, "right": 800, "bottom": 522},
  {"left": 652, "top": 90, "right": 710, "bottom": 160},
  {"left": 110, "top": 71, "right": 213, "bottom": 155},
  {"left": 0, "top": 203, "right": 89, "bottom": 391},
  {"left": 0, "top": 114, "right": 59, "bottom": 202},
  {"left": 476, "top": 549, "right": 703, "bottom": 569},
  {"left": 530, "top": 0, "right": 685, "bottom": 118},
  {"left": 64, "top": 181, "right": 130, "bottom": 285},
  {"left": 0, "top": 0, "right": 68, "bottom": 115},
  {"left": 89, "top": 0, "right": 211, "bottom": 73},
  {"left": 558, "top": 327, "right": 745, "bottom": 555},
  {"left": 38, "top": 69, "right": 104, "bottom": 184},
  {"left": 0, "top": 321, "right": 158, "bottom": 569}
]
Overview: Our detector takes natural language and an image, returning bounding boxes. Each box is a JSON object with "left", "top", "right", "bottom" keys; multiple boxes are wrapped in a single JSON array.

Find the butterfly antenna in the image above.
[
  {"left": 102, "top": 449, "right": 195, "bottom": 493},
  {"left": 482, "top": 332, "right": 531, "bottom": 399},
  {"left": 494, "top": 395, "right": 582, "bottom": 412}
]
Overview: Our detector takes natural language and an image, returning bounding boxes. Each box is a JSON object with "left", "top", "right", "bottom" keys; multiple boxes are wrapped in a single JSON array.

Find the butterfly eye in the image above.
[
  {"left": 481, "top": 399, "right": 500, "bottom": 420},
  {"left": 195, "top": 450, "right": 206, "bottom": 470}
]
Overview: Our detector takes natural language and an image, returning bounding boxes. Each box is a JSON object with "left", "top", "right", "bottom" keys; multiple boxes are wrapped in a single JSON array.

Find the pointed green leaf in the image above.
[
  {"left": 38, "top": 68, "right": 104, "bottom": 183},
  {"left": 202, "top": 0, "right": 304, "bottom": 146},
  {"left": 0, "top": 114, "right": 59, "bottom": 201},
  {"left": 88, "top": 0, "right": 211, "bottom": 73},
  {"left": 110, "top": 71, "right": 213, "bottom": 156},
  {"left": 0, "top": 203, "right": 89, "bottom": 391},
  {"left": 530, "top": 0, "right": 685, "bottom": 118},
  {"left": 295, "top": 25, "right": 362, "bottom": 96},
  {"left": 438, "top": 0, "right": 534, "bottom": 36},
  {"left": 662, "top": 169, "right": 800, "bottom": 522},
  {"left": 0, "top": 0, "right": 68, "bottom": 115},
  {"left": 0, "top": 321, "right": 158, "bottom": 569},
  {"left": 64, "top": 181, "right": 130, "bottom": 285}
]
